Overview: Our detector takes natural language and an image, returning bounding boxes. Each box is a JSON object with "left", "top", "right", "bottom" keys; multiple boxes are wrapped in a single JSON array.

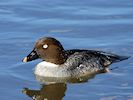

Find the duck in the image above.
[{"left": 22, "top": 37, "right": 129, "bottom": 77}]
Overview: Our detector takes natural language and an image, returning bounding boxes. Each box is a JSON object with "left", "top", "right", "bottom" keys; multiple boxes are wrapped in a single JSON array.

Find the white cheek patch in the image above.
[{"left": 43, "top": 44, "right": 48, "bottom": 49}]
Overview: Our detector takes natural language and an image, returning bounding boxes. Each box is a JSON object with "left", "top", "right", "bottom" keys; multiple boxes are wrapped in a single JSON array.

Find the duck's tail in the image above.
[
  {"left": 109, "top": 55, "right": 130, "bottom": 63},
  {"left": 100, "top": 52, "right": 130, "bottom": 67}
]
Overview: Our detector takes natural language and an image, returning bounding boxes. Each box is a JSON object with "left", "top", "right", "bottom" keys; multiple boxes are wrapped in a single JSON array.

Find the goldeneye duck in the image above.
[{"left": 22, "top": 37, "right": 129, "bottom": 77}]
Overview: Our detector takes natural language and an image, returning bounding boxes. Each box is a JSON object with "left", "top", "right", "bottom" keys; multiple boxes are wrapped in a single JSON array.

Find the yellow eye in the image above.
[{"left": 42, "top": 44, "right": 48, "bottom": 49}]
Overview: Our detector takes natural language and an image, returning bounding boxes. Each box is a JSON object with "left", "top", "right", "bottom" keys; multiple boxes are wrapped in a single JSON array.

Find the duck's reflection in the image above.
[
  {"left": 22, "top": 71, "right": 104, "bottom": 100},
  {"left": 22, "top": 83, "right": 66, "bottom": 100}
]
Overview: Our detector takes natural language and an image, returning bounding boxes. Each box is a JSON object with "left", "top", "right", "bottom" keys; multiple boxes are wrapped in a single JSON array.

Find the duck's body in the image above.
[{"left": 23, "top": 37, "right": 129, "bottom": 77}]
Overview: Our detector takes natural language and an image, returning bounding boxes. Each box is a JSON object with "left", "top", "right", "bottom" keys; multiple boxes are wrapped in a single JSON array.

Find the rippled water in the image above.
[{"left": 0, "top": 0, "right": 133, "bottom": 100}]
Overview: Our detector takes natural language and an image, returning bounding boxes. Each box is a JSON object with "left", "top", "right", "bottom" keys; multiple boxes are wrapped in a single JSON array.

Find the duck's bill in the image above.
[{"left": 22, "top": 49, "right": 39, "bottom": 62}]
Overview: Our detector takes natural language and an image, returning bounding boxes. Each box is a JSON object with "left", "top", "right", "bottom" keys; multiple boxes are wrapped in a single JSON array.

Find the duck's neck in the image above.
[{"left": 44, "top": 50, "right": 67, "bottom": 65}]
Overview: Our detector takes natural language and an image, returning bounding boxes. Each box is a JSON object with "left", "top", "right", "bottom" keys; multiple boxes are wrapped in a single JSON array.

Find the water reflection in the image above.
[
  {"left": 22, "top": 83, "right": 66, "bottom": 100},
  {"left": 22, "top": 71, "right": 104, "bottom": 100}
]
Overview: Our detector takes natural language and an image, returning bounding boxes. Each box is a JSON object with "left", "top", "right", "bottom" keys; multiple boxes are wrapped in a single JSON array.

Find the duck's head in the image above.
[{"left": 22, "top": 37, "right": 66, "bottom": 64}]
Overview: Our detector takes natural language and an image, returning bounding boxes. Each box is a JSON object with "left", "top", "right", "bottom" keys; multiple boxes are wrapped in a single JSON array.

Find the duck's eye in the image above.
[{"left": 42, "top": 44, "right": 48, "bottom": 49}]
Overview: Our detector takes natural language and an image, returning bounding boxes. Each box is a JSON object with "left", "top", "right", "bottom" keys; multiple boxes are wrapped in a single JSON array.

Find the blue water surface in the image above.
[{"left": 0, "top": 0, "right": 133, "bottom": 100}]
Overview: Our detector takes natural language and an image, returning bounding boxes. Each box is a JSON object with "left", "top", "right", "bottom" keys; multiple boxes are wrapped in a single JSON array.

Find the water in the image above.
[{"left": 0, "top": 0, "right": 133, "bottom": 100}]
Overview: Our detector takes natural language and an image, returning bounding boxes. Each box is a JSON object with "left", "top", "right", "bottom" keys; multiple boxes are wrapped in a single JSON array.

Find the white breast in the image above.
[
  {"left": 34, "top": 61, "right": 71, "bottom": 77},
  {"left": 37, "top": 61, "right": 59, "bottom": 67}
]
